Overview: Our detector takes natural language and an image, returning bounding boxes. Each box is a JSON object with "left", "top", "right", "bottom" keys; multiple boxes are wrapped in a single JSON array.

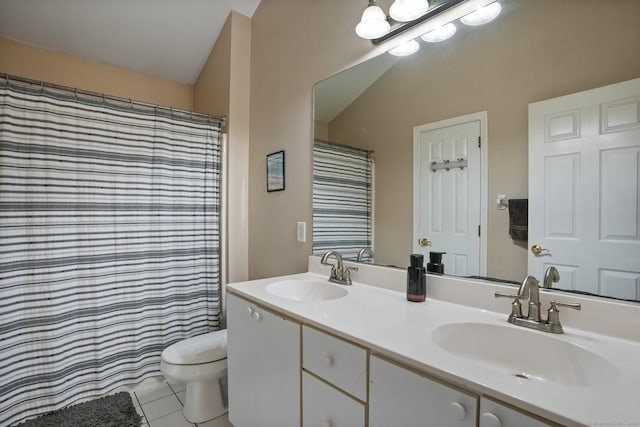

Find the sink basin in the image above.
[
  {"left": 431, "top": 322, "right": 620, "bottom": 387},
  {"left": 265, "top": 279, "right": 348, "bottom": 301}
]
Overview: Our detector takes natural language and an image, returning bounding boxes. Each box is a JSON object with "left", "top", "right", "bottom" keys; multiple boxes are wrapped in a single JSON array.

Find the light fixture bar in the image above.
[
  {"left": 372, "top": 0, "right": 497, "bottom": 46},
  {"left": 373, "top": 0, "right": 464, "bottom": 45}
]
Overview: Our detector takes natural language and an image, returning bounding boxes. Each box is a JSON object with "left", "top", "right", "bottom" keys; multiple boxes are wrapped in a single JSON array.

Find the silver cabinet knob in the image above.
[
  {"left": 321, "top": 420, "right": 333, "bottom": 427},
  {"left": 322, "top": 355, "right": 334, "bottom": 368},
  {"left": 449, "top": 402, "right": 466, "bottom": 421},
  {"left": 480, "top": 412, "right": 502, "bottom": 427},
  {"left": 251, "top": 310, "right": 261, "bottom": 321}
]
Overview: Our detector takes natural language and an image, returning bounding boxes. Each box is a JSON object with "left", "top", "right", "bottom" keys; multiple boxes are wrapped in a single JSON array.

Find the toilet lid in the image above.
[{"left": 162, "top": 329, "right": 227, "bottom": 365}]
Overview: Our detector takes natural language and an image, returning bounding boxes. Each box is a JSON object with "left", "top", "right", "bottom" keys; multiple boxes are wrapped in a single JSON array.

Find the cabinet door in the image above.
[
  {"left": 369, "top": 355, "right": 477, "bottom": 427},
  {"left": 227, "top": 294, "right": 300, "bottom": 427},
  {"left": 302, "top": 326, "right": 367, "bottom": 401},
  {"left": 479, "top": 397, "right": 559, "bottom": 427},
  {"left": 303, "top": 372, "right": 365, "bottom": 427}
]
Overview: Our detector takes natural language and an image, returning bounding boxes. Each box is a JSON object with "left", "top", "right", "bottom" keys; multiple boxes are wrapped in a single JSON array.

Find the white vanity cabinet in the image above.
[
  {"left": 369, "top": 355, "right": 478, "bottom": 427},
  {"left": 479, "top": 397, "right": 559, "bottom": 427},
  {"left": 303, "top": 372, "right": 366, "bottom": 427},
  {"left": 227, "top": 293, "right": 300, "bottom": 427},
  {"left": 302, "top": 326, "right": 367, "bottom": 426}
]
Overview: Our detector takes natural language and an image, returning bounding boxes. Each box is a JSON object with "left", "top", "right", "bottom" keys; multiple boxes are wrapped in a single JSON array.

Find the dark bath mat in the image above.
[{"left": 14, "top": 392, "right": 142, "bottom": 427}]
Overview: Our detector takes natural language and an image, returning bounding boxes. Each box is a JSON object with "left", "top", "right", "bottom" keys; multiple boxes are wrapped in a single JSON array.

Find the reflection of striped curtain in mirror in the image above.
[
  {"left": 0, "top": 79, "right": 222, "bottom": 426},
  {"left": 313, "top": 139, "right": 373, "bottom": 261}
]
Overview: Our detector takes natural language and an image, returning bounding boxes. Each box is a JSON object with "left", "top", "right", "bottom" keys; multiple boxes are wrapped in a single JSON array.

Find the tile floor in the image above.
[{"left": 131, "top": 380, "right": 232, "bottom": 427}]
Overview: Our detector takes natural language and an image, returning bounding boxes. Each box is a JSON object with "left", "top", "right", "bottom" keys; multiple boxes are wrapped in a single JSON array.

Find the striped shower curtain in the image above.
[
  {"left": 312, "top": 139, "right": 373, "bottom": 260},
  {"left": 0, "top": 80, "right": 222, "bottom": 426}
]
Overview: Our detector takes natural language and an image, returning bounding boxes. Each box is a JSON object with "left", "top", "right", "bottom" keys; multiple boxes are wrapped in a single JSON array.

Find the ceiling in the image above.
[{"left": 0, "top": 0, "right": 262, "bottom": 84}]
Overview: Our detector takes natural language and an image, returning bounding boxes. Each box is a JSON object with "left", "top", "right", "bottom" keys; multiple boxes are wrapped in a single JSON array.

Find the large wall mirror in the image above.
[{"left": 312, "top": 0, "right": 640, "bottom": 301}]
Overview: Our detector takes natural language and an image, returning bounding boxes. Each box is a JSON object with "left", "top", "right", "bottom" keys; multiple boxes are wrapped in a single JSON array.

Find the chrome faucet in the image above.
[
  {"left": 320, "top": 250, "right": 358, "bottom": 285},
  {"left": 495, "top": 274, "right": 581, "bottom": 334},
  {"left": 356, "top": 247, "right": 375, "bottom": 263},
  {"left": 543, "top": 266, "right": 560, "bottom": 289},
  {"left": 518, "top": 275, "right": 542, "bottom": 322}
]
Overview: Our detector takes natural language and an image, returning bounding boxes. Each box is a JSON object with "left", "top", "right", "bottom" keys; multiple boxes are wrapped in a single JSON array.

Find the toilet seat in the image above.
[
  {"left": 162, "top": 329, "right": 227, "bottom": 365},
  {"left": 159, "top": 329, "right": 228, "bottom": 423}
]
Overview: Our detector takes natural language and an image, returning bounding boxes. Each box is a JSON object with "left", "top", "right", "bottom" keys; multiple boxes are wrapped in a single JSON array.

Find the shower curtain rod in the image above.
[
  {"left": 314, "top": 138, "right": 375, "bottom": 156},
  {"left": 2, "top": 72, "right": 227, "bottom": 128}
]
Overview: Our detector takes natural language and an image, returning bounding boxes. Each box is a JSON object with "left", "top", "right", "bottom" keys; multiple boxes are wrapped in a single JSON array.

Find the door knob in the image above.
[
  {"left": 531, "top": 244, "right": 550, "bottom": 256},
  {"left": 419, "top": 238, "right": 432, "bottom": 247}
]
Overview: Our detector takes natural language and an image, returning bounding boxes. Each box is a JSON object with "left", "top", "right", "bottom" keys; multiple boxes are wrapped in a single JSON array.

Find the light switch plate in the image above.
[{"left": 297, "top": 221, "right": 306, "bottom": 242}]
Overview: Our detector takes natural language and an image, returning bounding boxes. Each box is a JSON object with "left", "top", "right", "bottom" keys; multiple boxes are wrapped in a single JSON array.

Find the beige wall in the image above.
[
  {"left": 194, "top": 16, "right": 232, "bottom": 118},
  {"left": 314, "top": 121, "right": 329, "bottom": 141},
  {"left": 326, "top": 0, "right": 640, "bottom": 279},
  {"left": 248, "top": 0, "right": 640, "bottom": 280},
  {"left": 0, "top": 37, "right": 193, "bottom": 110},
  {"left": 249, "top": 0, "right": 375, "bottom": 279},
  {"left": 194, "top": 11, "right": 252, "bottom": 283},
  {"left": 5, "top": 1, "right": 639, "bottom": 282},
  {"left": 226, "top": 12, "right": 252, "bottom": 283}
]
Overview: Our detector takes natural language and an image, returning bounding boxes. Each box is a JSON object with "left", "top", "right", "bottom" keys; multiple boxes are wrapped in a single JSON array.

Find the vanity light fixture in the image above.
[
  {"left": 354, "top": 0, "right": 502, "bottom": 56},
  {"left": 355, "top": 0, "right": 392, "bottom": 39},
  {"left": 460, "top": 1, "right": 502, "bottom": 26},
  {"left": 389, "top": 0, "right": 431, "bottom": 22},
  {"left": 388, "top": 39, "right": 421, "bottom": 56},
  {"left": 420, "top": 22, "right": 457, "bottom": 42}
]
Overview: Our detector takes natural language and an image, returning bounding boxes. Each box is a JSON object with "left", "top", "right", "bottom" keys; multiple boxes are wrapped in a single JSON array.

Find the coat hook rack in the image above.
[{"left": 430, "top": 157, "right": 467, "bottom": 172}]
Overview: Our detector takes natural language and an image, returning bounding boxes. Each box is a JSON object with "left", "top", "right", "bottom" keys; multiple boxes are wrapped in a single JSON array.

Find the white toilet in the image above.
[{"left": 160, "top": 329, "right": 228, "bottom": 423}]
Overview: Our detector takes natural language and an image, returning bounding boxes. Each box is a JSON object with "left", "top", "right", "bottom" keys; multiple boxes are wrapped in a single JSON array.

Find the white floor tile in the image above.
[
  {"left": 198, "top": 413, "right": 233, "bottom": 427},
  {"left": 175, "top": 390, "right": 186, "bottom": 405},
  {"left": 135, "top": 382, "right": 174, "bottom": 405},
  {"left": 142, "top": 394, "right": 183, "bottom": 421},
  {"left": 149, "top": 410, "right": 195, "bottom": 427}
]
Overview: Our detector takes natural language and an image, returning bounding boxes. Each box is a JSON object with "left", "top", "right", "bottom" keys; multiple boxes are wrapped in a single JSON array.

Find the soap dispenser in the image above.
[
  {"left": 427, "top": 251, "right": 446, "bottom": 274},
  {"left": 406, "top": 254, "right": 426, "bottom": 302}
]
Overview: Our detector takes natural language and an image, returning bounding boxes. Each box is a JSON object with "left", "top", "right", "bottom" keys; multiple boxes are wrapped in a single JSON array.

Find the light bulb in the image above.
[
  {"left": 355, "top": 3, "right": 391, "bottom": 39},
  {"left": 460, "top": 1, "right": 501, "bottom": 26},
  {"left": 420, "top": 22, "right": 457, "bottom": 43},
  {"left": 389, "top": 0, "right": 430, "bottom": 22},
  {"left": 388, "top": 39, "right": 420, "bottom": 56}
]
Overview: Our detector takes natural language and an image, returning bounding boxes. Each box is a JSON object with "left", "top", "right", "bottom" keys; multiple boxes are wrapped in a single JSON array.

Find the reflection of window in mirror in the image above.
[{"left": 312, "top": 140, "right": 374, "bottom": 261}]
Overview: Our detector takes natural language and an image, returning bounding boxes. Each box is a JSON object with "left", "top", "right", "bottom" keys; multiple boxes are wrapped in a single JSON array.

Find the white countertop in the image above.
[{"left": 226, "top": 264, "right": 640, "bottom": 427}]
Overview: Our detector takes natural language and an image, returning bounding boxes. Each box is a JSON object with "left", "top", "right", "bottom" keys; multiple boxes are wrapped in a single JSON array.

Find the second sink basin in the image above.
[
  {"left": 431, "top": 322, "right": 620, "bottom": 387},
  {"left": 266, "top": 279, "right": 348, "bottom": 302}
]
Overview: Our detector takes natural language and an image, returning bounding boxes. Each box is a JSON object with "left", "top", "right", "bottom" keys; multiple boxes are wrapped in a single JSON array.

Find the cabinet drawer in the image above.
[
  {"left": 370, "top": 355, "right": 478, "bottom": 427},
  {"left": 302, "top": 326, "right": 367, "bottom": 401},
  {"left": 303, "top": 372, "right": 365, "bottom": 427},
  {"left": 480, "top": 397, "right": 559, "bottom": 427}
]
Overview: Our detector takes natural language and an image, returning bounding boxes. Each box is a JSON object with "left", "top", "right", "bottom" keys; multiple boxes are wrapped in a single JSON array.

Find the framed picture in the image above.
[{"left": 266, "top": 150, "right": 285, "bottom": 192}]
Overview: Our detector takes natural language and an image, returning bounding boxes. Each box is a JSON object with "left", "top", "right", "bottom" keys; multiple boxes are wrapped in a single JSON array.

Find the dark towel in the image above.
[{"left": 508, "top": 199, "right": 528, "bottom": 241}]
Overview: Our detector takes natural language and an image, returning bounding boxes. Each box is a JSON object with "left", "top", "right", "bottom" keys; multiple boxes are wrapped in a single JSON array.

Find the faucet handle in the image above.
[
  {"left": 343, "top": 266, "right": 358, "bottom": 285},
  {"left": 323, "top": 263, "right": 338, "bottom": 279},
  {"left": 494, "top": 292, "right": 524, "bottom": 300},
  {"left": 547, "top": 301, "right": 581, "bottom": 334},
  {"left": 494, "top": 292, "right": 524, "bottom": 319},
  {"left": 549, "top": 300, "right": 581, "bottom": 311}
]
